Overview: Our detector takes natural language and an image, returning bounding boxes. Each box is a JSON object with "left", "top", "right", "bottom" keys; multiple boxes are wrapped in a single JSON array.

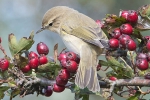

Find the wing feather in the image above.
[{"left": 61, "top": 12, "right": 108, "bottom": 48}]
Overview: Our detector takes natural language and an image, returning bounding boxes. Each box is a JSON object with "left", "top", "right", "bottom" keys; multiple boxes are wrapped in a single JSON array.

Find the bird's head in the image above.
[{"left": 36, "top": 6, "right": 73, "bottom": 34}]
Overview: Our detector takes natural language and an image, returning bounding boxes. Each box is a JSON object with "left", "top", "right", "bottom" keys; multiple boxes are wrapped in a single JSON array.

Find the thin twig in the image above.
[{"left": 0, "top": 43, "right": 7, "bottom": 56}]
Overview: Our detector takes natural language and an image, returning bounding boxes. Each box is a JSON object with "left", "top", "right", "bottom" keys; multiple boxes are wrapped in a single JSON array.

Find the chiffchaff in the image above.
[{"left": 36, "top": 6, "right": 108, "bottom": 92}]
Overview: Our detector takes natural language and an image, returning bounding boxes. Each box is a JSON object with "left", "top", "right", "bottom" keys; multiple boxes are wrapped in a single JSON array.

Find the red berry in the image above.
[
  {"left": 120, "top": 23, "right": 133, "bottom": 35},
  {"left": 60, "top": 59, "right": 67, "bottom": 68},
  {"left": 37, "top": 42, "right": 49, "bottom": 55},
  {"left": 58, "top": 69, "right": 70, "bottom": 81},
  {"left": 76, "top": 56, "right": 80, "bottom": 64},
  {"left": 126, "top": 39, "right": 136, "bottom": 51},
  {"left": 29, "top": 58, "right": 39, "bottom": 69},
  {"left": 95, "top": 20, "right": 104, "bottom": 28},
  {"left": 21, "top": 64, "right": 31, "bottom": 73},
  {"left": 127, "top": 10, "right": 138, "bottom": 23},
  {"left": 119, "top": 34, "right": 131, "bottom": 47},
  {"left": 97, "top": 64, "right": 101, "bottom": 71},
  {"left": 39, "top": 55, "right": 48, "bottom": 65},
  {"left": 110, "top": 28, "right": 122, "bottom": 39},
  {"left": 45, "top": 86, "right": 53, "bottom": 97},
  {"left": 108, "top": 39, "right": 119, "bottom": 48},
  {"left": 0, "top": 58, "right": 9, "bottom": 71},
  {"left": 120, "top": 10, "right": 128, "bottom": 20},
  {"left": 0, "top": 37, "right": 1, "bottom": 43},
  {"left": 144, "top": 36, "right": 150, "bottom": 41},
  {"left": 145, "top": 74, "right": 150, "bottom": 79},
  {"left": 136, "top": 53, "right": 147, "bottom": 60},
  {"left": 56, "top": 76, "right": 68, "bottom": 86},
  {"left": 28, "top": 51, "right": 38, "bottom": 59},
  {"left": 53, "top": 83, "right": 65, "bottom": 92},
  {"left": 66, "top": 52, "right": 77, "bottom": 61},
  {"left": 146, "top": 41, "right": 150, "bottom": 51},
  {"left": 109, "top": 76, "right": 117, "bottom": 81},
  {"left": 147, "top": 52, "right": 150, "bottom": 61},
  {"left": 66, "top": 60, "right": 78, "bottom": 73},
  {"left": 58, "top": 52, "right": 67, "bottom": 61},
  {"left": 136, "top": 59, "right": 149, "bottom": 70}
]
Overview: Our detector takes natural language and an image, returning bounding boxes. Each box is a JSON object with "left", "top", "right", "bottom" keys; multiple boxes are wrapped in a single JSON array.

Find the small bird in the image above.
[{"left": 36, "top": 6, "right": 108, "bottom": 92}]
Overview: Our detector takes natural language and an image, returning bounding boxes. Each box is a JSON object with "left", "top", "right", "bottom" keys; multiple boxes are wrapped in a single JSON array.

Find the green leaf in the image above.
[
  {"left": 38, "top": 62, "right": 61, "bottom": 73},
  {"left": 0, "top": 86, "right": 10, "bottom": 99},
  {"left": 10, "top": 89, "right": 20, "bottom": 99},
  {"left": 6, "top": 89, "right": 20, "bottom": 99},
  {"left": 74, "top": 93, "right": 89, "bottom": 100},
  {"left": 8, "top": 80, "right": 17, "bottom": 88},
  {"left": 74, "top": 93, "right": 82, "bottom": 100},
  {"left": 138, "top": 4, "right": 150, "bottom": 20},
  {"left": 8, "top": 31, "right": 34, "bottom": 56},
  {"left": 82, "top": 94, "right": 89, "bottom": 100}
]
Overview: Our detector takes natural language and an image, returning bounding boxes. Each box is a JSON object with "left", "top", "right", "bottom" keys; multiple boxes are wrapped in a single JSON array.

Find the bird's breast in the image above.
[{"left": 60, "top": 34, "right": 87, "bottom": 55}]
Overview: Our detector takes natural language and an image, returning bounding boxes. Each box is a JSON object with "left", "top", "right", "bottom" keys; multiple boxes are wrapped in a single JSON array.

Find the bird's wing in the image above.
[{"left": 61, "top": 12, "right": 108, "bottom": 48}]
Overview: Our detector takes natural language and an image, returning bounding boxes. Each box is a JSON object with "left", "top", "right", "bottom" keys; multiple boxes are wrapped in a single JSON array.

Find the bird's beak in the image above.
[{"left": 36, "top": 27, "right": 45, "bottom": 34}]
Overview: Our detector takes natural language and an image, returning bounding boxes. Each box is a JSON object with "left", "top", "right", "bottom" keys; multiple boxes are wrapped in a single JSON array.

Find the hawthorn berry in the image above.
[
  {"left": 58, "top": 69, "right": 70, "bottom": 81},
  {"left": 60, "top": 59, "right": 67, "bottom": 68},
  {"left": 109, "top": 76, "right": 117, "bottom": 81},
  {"left": 136, "top": 59, "right": 149, "bottom": 70},
  {"left": 21, "top": 64, "right": 31, "bottom": 73},
  {"left": 58, "top": 52, "right": 67, "bottom": 61},
  {"left": 136, "top": 53, "right": 147, "bottom": 60},
  {"left": 44, "top": 86, "right": 53, "bottom": 97},
  {"left": 110, "top": 28, "right": 122, "bottom": 39},
  {"left": 28, "top": 51, "right": 38, "bottom": 59},
  {"left": 120, "top": 23, "right": 133, "bottom": 35},
  {"left": 127, "top": 10, "right": 138, "bottom": 23},
  {"left": 144, "top": 36, "right": 150, "bottom": 41},
  {"left": 37, "top": 42, "right": 49, "bottom": 55},
  {"left": 119, "top": 34, "right": 131, "bottom": 47},
  {"left": 29, "top": 57, "right": 39, "bottom": 69},
  {"left": 0, "top": 58, "right": 9, "bottom": 71},
  {"left": 97, "top": 64, "right": 101, "bottom": 71},
  {"left": 145, "top": 74, "right": 150, "bottom": 79},
  {"left": 109, "top": 38, "right": 119, "bottom": 49},
  {"left": 53, "top": 83, "right": 65, "bottom": 92},
  {"left": 146, "top": 41, "right": 150, "bottom": 51},
  {"left": 120, "top": 10, "right": 128, "bottom": 20},
  {"left": 66, "top": 51, "right": 77, "bottom": 61},
  {"left": 39, "top": 55, "right": 48, "bottom": 65},
  {"left": 66, "top": 60, "right": 78, "bottom": 73},
  {"left": 56, "top": 76, "right": 68, "bottom": 86},
  {"left": 126, "top": 39, "right": 136, "bottom": 51},
  {"left": 147, "top": 52, "right": 150, "bottom": 61}
]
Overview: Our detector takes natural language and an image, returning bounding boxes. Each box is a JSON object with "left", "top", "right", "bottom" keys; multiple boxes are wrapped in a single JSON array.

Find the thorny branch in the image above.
[{"left": 7, "top": 67, "right": 150, "bottom": 98}]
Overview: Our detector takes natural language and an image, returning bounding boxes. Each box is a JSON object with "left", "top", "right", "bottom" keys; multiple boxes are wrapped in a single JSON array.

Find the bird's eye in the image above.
[{"left": 49, "top": 23, "right": 53, "bottom": 26}]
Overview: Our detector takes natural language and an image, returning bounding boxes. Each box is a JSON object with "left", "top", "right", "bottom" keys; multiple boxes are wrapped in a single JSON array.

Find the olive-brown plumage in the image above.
[{"left": 37, "top": 6, "right": 108, "bottom": 92}]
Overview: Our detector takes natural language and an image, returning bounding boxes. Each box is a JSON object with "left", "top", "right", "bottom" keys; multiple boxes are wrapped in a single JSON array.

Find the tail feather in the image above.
[{"left": 75, "top": 44, "right": 100, "bottom": 92}]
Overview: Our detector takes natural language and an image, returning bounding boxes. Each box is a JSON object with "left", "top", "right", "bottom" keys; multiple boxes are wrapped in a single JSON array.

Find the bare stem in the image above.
[{"left": 0, "top": 43, "right": 7, "bottom": 56}]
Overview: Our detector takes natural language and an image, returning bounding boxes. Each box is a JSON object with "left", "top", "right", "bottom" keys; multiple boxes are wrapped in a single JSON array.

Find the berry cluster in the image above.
[
  {"left": 21, "top": 42, "right": 49, "bottom": 73},
  {"left": 54, "top": 51, "right": 80, "bottom": 92},
  {"left": 41, "top": 51, "right": 80, "bottom": 97},
  {"left": 107, "top": 10, "right": 139, "bottom": 51},
  {"left": 107, "top": 10, "right": 150, "bottom": 71}
]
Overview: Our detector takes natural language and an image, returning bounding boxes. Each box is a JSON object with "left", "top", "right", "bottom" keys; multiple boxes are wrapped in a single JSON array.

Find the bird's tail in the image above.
[{"left": 75, "top": 44, "right": 100, "bottom": 92}]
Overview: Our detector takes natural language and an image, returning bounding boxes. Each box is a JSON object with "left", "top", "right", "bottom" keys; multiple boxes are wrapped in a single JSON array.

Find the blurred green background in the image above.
[{"left": 0, "top": 0, "right": 150, "bottom": 100}]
